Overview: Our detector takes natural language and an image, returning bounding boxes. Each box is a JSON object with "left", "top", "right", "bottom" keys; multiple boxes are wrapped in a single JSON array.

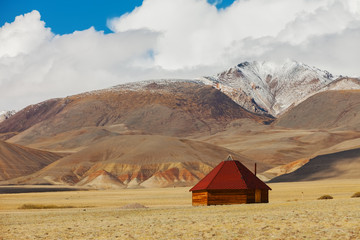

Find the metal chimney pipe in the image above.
[{"left": 254, "top": 163, "right": 257, "bottom": 176}]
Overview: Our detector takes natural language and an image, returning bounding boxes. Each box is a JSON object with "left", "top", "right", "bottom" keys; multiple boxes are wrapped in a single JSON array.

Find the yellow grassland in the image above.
[{"left": 1, "top": 179, "right": 360, "bottom": 239}]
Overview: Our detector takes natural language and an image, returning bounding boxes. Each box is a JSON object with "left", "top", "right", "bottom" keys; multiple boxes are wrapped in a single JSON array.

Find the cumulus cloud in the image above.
[
  {"left": 1, "top": 0, "right": 360, "bottom": 110},
  {"left": 0, "top": 11, "right": 160, "bottom": 110},
  {"left": 0, "top": 10, "right": 53, "bottom": 58},
  {"left": 109, "top": 0, "right": 360, "bottom": 73},
  {"left": 109, "top": 0, "right": 323, "bottom": 69},
  {"left": 278, "top": 0, "right": 360, "bottom": 44}
]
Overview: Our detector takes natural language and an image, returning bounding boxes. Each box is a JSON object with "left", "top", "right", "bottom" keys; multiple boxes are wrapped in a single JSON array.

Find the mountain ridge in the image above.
[
  {"left": 1, "top": 82, "right": 270, "bottom": 144},
  {"left": 202, "top": 60, "right": 360, "bottom": 116},
  {"left": 1, "top": 60, "right": 360, "bottom": 186},
  {"left": 2, "top": 135, "right": 269, "bottom": 188},
  {"left": 275, "top": 90, "right": 360, "bottom": 130}
]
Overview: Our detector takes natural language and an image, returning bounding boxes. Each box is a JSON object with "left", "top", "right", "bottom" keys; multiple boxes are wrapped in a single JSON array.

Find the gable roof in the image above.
[{"left": 190, "top": 160, "right": 271, "bottom": 191}]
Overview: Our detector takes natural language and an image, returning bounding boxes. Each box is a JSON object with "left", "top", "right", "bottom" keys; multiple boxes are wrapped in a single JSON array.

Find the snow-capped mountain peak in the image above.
[
  {"left": 106, "top": 60, "right": 358, "bottom": 118},
  {"left": 202, "top": 60, "right": 347, "bottom": 116}
]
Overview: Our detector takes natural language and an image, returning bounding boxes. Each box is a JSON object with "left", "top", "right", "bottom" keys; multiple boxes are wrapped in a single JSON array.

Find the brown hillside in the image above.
[
  {"left": 263, "top": 158, "right": 310, "bottom": 180},
  {"left": 275, "top": 90, "right": 360, "bottom": 130},
  {"left": 1, "top": 82, "right": 271, "bottom": 145},
  {"left": 269, "top": 147, "right": 360, "bottom": 182},
  {"left": 77, "top": 170, "right": 126, "bottom": 189},
  {"left": 21, "top": 127, "right": 124, "bottom": 152},
  {"left": 197, "top": 119, "right": 360, "bottom": 166},
  {"left": 263, "top": 135, "right": 360, "bottom": 180},
  {"left": 3, "top": 135, "right": 269, "bottom": 188},
  {"left": 0, "top": 98, "right": 63, "bottom": 134},
  {"left": 0, "top": 141, "right": 63, "bottom": 181}
]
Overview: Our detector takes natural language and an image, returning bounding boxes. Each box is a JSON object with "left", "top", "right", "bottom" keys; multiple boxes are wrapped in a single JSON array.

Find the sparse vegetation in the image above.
[
  {"left": 19, "top": 204, "right": 77, "bottom": 209},
  {"left": 1, "top": 181, "right": 360, "bottom": 239},
  {"left": 5, "top": 196, "right": 360, "bottom": 239},
  {"left": 351, "top": 192, "right": 360, "bottom": 198},
  {"left": 317, "top": 195, "right": 333, "bottom": 200}
]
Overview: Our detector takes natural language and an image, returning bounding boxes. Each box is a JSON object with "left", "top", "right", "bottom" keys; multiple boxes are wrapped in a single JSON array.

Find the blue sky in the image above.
[
  {"left": 0, "top": 0, "right": 359, "bottom": 110},
  {"left": 0, "top": 0, "right": 235, "bottom": 34}
]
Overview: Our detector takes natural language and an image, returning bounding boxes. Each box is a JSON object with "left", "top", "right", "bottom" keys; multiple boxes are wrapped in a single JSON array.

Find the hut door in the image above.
[{"left": 255, "top": 189, "right": 261, "bottom": 203}]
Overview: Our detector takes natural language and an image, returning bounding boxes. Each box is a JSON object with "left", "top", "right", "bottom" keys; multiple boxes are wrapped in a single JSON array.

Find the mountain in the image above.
[
  {"left": 202, "top": 60, "right": 360, "bottom": 116},
  {"left": 16, "top": 127, "right": 123, "bottom": 152},
  {"left": 2, "top": 60, "right": 360, "bottom": 187},
  {"left": 275, "top": 90, "right": 360, "bottom": 130},
  {"left": 197, "top": 119, "right": 360, "bottom": 166},
  {"left": 269, "top": 147, "right": 360, "bottom": 182},
  {"left": 0, "top": 141, "right": 63, "bottom": 181},
  {"left": 1, "top": 81, "right": 271, "bottom": 146},
  {"left": 2, "top": 135, "right": 270, "bottom": 188},
  {"left": 263, "top": 135, "right": 360, "bottom": 180}
]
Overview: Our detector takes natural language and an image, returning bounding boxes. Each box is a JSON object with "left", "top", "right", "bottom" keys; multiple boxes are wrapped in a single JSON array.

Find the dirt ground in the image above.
[{"left": 1, "top": 179, "right": 360, "bottom": 239}]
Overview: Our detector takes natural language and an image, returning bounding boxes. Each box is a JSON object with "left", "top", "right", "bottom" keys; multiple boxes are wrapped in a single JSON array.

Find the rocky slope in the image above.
[
  {"left": 2, "top": 61, "right": 360, "bottom": 186},
  {"left": 2, "top": 135, "right": 269, "bottom": 188},
  {"left": 1, "top": 81, "right": 271, "bottom": 146},
  {"left": 275, "top": 90, "right": 360, "bottom": 130},
  {"left": 0, "top": 141, "right": 64, "bottom": 181},
  {"left": 77, "top": 170, "right": 127, "bottom": 189},
  {"left": 202, "top": 60, "right": 360, "bottom": 116},
  {"left": 269, "top": 147, "right": 360, "bottom": 182},
  {"left": 264, "top": 134, "right": 360, "bottom": 180},
  {"left": 197, "top": 120, "right": 360, "bottom": 166},
  {"left": 18, "top": 127, "right": 123, "bottom": 152}
]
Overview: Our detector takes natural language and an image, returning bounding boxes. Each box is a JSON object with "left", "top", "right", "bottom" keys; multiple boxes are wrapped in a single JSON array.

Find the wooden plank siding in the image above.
[
  {"left": 192, "top": 191, "right": 208, "bottom": 206},
  {"left": 255, "top": 189, "right": 261, "bottom": 203},
  {"left": 246, "top": 189, "right": 255, "bottom": 203},
  {"left": 207, "top": 191, "right": 247, "bottom": 205},
  {"left": 261, "top": 189, "right": 269, "bottom": 203},
  {"left": 192, "top": 189, "right": 269, "bottom": 205}
]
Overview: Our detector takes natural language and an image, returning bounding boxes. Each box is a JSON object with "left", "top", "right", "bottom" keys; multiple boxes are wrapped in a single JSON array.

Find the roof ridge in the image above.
[
  {"left": 189, "top": 160, "right": 225, "bottom": 191},
  {"left": 235, "top": 160, "right": 272, "bottom": 190},
  {"left": 206, "top": 161, "right": 225, "bottom": 189},
  {"left": 233, "top": 160, "right": 248, "bottom": 188}
]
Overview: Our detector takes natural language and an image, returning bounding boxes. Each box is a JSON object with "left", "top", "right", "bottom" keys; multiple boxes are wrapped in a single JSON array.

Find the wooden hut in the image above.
[{"left": 189, "top": 156, "right": 271, "bottom": 206}]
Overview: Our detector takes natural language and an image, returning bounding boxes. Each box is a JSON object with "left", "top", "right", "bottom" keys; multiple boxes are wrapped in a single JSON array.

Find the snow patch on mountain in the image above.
[
  {"left": 201, "top": 60, "right": 347, "bottom": 116},
  {"left": 324, "top": 77, "right": 360, "bottom": 91},
  {"left": 67, "top": 60, "right": 360, "bottom": 118},
  {"left": 71, "top": 79, "right": 206, "bottom": 99},
  {"left": 112, "top": 79, "right": 205, "bottom": 92},
  {"left": 0, "top": 110, "right": 16, "bottom": 123}
]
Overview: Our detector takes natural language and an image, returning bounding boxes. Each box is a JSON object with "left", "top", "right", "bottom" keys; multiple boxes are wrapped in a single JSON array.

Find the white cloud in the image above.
[
  {"left": 0, "top": 10, "right": 53, "bottom": 58},
  {"left": 1, "top": 1, "right": 360, "bottom": 110},
  {"left": 109, "top": 0, "right": 324, "bottom": 69},
  {"left": 0, "top": 11, "right": 161, "bottom": 110},
  {"left": 278, "top": 1, "right": 359, "bottom": 44},
  {"left": 264, "top": 26, "right": 360, "bottom": 76}
]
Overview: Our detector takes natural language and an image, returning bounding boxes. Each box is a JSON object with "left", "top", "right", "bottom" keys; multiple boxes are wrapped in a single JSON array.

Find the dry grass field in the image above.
[{"left": 1, "top": 179, "right": 360, "bottom": 239}]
